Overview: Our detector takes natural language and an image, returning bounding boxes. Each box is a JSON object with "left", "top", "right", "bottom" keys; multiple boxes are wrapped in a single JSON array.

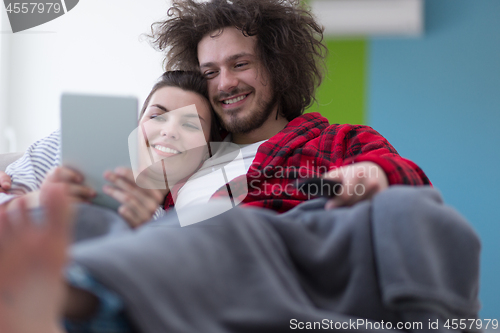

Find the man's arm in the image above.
[
  {"left": 335, "top": 124, "right": 430, "bottom": 186},
  {"left": 321, "top": 124, "right": 430, "bottom": 208}
]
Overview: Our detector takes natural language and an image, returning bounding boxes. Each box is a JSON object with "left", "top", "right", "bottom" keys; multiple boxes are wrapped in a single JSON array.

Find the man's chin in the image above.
[
  {"left": 221, "top": 117, "right": 259, "bottom": 135},
  {"left": 216, "top": 99, "right": 276, "bottom": 135},
  {"left": 219, "top": 112, "right": 248, "bottom": 132},
  {"left": 216, "top": 105, "right": 242, "bottom": 117}
]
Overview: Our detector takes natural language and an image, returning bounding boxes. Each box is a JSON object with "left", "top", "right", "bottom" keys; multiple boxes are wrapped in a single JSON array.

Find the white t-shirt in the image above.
[{"left": 174, "top": 137, "right": 266, "bottom": 226}]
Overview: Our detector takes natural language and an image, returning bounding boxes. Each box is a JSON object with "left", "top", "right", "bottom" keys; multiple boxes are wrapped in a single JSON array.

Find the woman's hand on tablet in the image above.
[
  {"left": 103, "top": 167, "right": 166, "bottom": 228},
  {"left": 41, "top": 167, "right": 97, "bottom": 204}
]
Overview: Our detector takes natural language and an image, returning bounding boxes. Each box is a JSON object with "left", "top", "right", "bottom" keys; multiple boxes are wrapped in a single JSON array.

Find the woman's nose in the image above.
[{"left": 160, "top": 122, "right": 180, "bottom": 140}]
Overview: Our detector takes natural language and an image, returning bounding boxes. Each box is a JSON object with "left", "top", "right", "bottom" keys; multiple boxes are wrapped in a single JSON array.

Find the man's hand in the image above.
[
  {"left": 322, "top": 162, "right": 388, "bottom": 209},
  {"left": 40, "top": 167, "right": 96, "bottom": 204},
  {"left": 103, "top": 167, "right": 167, "bottom": 229},
  {"left": 0, "top": 171, "right": 12, "bottom": 193}
]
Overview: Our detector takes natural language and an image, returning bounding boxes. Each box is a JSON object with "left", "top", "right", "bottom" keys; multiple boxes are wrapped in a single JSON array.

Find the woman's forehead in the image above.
[{"left": 149, "top": 86, "right": 211, "bottom": 118}]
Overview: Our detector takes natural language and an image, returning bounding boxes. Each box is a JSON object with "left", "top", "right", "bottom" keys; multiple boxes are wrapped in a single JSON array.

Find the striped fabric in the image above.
[{"left": 0, "top": 131, "right": 61, "bottom": 205}]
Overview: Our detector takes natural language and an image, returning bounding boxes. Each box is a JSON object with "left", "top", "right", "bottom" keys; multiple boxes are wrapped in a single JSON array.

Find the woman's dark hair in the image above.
[
  {"left": 140, "top": 70, "right": 221, "bottom": 141},
  {"left": 148, "top": 0, "right": 327, "bottom": 121}
]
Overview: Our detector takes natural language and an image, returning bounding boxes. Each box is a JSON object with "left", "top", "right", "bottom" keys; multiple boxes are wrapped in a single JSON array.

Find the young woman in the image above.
[
  {"left": 0, "top": 71, "right": 220, "bottom": 229},
  {"left": 100, "top": 70, "right": 220, "bottom": 227},
  {"left": 0, "top": 71, "right": 221, "bottom": 333}
]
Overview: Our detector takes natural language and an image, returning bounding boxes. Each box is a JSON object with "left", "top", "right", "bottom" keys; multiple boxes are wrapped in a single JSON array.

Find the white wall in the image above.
[
  {"left": 0, "top": 0, "right": 170, "bottom": 153},
  {"left": 0, "top": 7, "right": 12, "bottom": 153},
  {"left": 312, "top": 0, "right": 423, "bottom": 37}
]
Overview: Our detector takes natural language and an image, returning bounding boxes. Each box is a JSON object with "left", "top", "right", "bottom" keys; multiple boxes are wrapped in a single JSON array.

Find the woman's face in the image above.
[{"left": 137, "top": 86, "right": 212, "bottom": 187}]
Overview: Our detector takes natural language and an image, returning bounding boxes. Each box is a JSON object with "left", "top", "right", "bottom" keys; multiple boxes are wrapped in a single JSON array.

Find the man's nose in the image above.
[{"left": 218, "top": 68, "right": 238, "bottom": 93}]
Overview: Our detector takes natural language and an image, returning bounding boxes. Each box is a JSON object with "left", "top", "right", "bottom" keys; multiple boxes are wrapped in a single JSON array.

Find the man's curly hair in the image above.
[{"left": 148, "top": 0, "right": 327, "bottom": 121}]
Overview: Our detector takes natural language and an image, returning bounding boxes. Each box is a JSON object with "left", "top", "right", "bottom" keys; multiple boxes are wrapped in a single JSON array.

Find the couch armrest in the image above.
[{"left": 0, "top": 152, "right": 23, "bottom": 172}]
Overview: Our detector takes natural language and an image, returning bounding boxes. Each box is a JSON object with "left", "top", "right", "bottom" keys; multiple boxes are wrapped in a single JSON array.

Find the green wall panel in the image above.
[{"left": 307, "top": 39, "right": 367, "bottom": 125}]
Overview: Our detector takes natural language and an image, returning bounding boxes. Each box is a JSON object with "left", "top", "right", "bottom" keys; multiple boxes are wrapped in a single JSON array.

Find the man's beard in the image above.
[{"left": 215, "top": 89, "right": 278, "bottom": 135}]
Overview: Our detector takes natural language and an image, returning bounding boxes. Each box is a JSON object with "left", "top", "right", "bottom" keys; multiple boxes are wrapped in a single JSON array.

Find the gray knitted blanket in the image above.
[{"left": 71, "top": 186, "right": 480, "bottom": 333}]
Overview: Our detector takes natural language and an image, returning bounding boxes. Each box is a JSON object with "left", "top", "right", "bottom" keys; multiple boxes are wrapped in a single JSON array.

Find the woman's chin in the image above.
[
  {"left": 135, "top": 153, "right": 206, "bottom": 189},
  {"left": 135, "top": 167, "right": 169, "bottom": 190}
]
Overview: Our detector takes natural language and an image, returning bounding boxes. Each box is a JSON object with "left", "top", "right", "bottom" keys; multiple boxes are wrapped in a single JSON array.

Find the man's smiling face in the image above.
[{"left": 197, "top": 27, "right": 278, "bottom": 140}]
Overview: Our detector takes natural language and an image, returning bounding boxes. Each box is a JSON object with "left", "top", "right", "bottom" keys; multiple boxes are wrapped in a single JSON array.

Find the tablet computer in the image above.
[{"left": 60, "top": 93, "right": 138, "bottom": 210}]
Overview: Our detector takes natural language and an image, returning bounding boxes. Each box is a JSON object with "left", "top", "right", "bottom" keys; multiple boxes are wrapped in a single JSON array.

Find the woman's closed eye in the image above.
[
  {"left": 150, "top": 114, "right": 166, "bottom": 122},
  {"left": 182, "top": 122, "right": 201, "bottom": 130}
]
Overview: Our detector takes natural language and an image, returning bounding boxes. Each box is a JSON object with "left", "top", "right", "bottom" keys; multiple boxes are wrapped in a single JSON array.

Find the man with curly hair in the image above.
[
  {"left": 149, "top": 0, "right": 430, "bottom": 212},
  {"left": 0, "top": 1, "right": 480, "bottom": 332},
  {"left": 1, "top": 0, "right": 430, "bottom": 212}
]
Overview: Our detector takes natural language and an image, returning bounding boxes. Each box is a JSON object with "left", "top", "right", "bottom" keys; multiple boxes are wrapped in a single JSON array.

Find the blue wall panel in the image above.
[{"left": 369, "top": 0, "right": 500, "bottom": 317}]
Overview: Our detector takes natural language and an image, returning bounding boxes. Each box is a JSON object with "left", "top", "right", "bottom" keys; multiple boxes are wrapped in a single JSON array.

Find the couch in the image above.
[{"left": 0, "top": 152, "right": 23, "bottom": 172}]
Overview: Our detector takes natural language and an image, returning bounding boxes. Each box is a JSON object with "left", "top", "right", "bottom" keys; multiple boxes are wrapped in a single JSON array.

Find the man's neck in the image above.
[{"left": 231, "top": 115, "right": 289, "bottom": 145}]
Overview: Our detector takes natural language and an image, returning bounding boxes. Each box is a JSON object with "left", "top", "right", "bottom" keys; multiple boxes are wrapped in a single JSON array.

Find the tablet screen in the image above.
[{"left": 61, "top": 93, "right": 138, "bottom": 210}]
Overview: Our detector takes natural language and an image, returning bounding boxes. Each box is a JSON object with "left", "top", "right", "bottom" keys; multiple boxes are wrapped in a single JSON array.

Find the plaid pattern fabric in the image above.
[
  {"left": 240, "top": 112, "right": 430, "bottom": 212},
  {"left": 165, "top": 112, "right": 430, "bottom": 213}
]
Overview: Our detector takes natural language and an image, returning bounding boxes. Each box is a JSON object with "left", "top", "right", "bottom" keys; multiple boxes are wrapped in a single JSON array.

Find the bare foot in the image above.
[{"left": 0, "top": 184, "right": 73, "bottom": 333}]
